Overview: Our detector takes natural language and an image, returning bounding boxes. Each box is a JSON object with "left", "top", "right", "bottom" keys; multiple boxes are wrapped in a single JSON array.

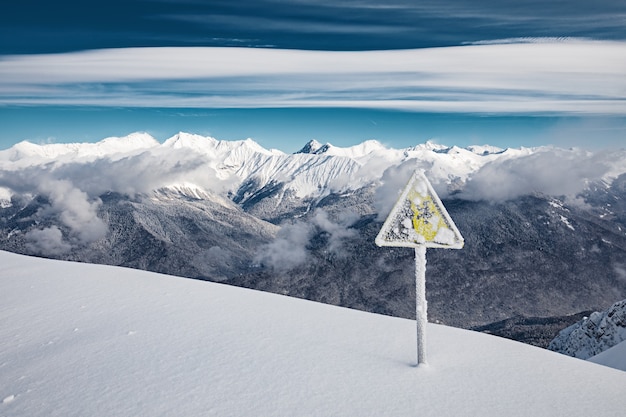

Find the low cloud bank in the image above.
[
  {"left": 0, "top": 147, "right": 230, "bottom": 255},
  {"left": 2, "top": 133, "right": 624, "bottom": 257},
  {"left": 372, "top": 147, "right": 624, "bottom": 215},
  {"left": 255, "top": 209, "right": 358, "bottom": 272},
  {"left": 24, "top": 226, "right": 72, "bottom": 256},
  {"left": 459, "top": 148, "right": 611, "bottom": 202}
]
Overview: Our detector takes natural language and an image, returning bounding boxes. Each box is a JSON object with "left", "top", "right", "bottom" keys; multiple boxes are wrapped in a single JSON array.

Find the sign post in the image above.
[{"left": 376, "top": 170, "right": 464, "bottom": 366}]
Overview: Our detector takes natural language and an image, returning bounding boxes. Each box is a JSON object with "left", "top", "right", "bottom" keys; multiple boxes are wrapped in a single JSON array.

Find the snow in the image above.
[
  {"left": 1, "top": 250, "right": 625, "bottom": 417},
  {"left": 0, "top": 186, "right": 11, "bottom": 208},
  {"left": 1, "top": 133, "right": 159, "bottom": 164},
  {"left": 466, "top": 144, "right": 505, "bottom": 155},
  {"left": 559, "top": 214, "right": 575, "bottom": 230},
  {"left": 589, "top": 340, "right": 626, "bottom": 372},
  {"left": 548, "top": 299, "right": 626, "bottom": 360},
  {"left": 315, "top": 140, "right": 388, "bottom": 159},
  {"left": 2, "top": 133, "right": 625, "bottom": 205}
]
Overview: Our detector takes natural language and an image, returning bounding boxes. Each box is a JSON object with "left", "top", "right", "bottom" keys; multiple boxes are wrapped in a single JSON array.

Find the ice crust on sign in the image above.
[{"left": 376, "top": 170, "right": 463, "bottom": 249}]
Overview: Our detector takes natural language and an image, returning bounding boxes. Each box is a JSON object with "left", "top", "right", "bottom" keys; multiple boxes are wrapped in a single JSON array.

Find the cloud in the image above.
[
  {"left": 313, "top": 209, "right": 358, "bottom": 254},
  {"left": 0, "top": 144, "right": 235, "bottom": 255},
  {"left": 53, "top": 148, "right": 225, "bottom": 196},
  {"left": 205, "top": 246, "right": 233, "bottom": 268},
  {"left": 0, "top": 145, "right": 230, "bottom": 199},
  {"left": 614, "top": 263, "right": 626, "bottom": 284},
  {"left": 373, "top": 161, "right": 427, "bottom": 220},
  {"left": 1, "top": 42, "right": 625, "bottom": 114},
  {"left": 36, "top": 178, "right": 107, "bottom": 244},
  {"left": 255, "top": 221, "right": 313, "bottom": 272},
  {"left": 0, "top": 167, "right": 108, "bottom": 250},
  {"left": 459, "top": 148, "right": 610, "bottom": 202},
  {"left": 255, "top": 209, "right": 358, "bottom": 271},
  {"left": 25, "top": 226, "right": 72, "bottom": 256}
]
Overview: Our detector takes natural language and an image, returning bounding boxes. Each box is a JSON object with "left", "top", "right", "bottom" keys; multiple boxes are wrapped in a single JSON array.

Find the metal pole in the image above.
[{"left": 414, "top": 245, "right": 427, "bottom": 366}]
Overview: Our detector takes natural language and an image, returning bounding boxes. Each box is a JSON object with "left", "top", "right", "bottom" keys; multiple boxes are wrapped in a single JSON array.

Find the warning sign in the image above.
[{"left": 375, "top": 170, "right": 464, "bottom": 249}]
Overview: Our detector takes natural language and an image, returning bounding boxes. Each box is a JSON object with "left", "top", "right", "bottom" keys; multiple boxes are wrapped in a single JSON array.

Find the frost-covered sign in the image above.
[
  {"left": 376, "top": 170, "right": 464, "bottom": 366},
  {"left": 376, "top": 170, "right": 463, "bottom": 249}
]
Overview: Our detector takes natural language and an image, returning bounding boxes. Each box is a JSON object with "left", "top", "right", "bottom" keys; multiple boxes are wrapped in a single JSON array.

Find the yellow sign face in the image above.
[{"left": 376, "top": 170, "right": 463, "bottom": 249}]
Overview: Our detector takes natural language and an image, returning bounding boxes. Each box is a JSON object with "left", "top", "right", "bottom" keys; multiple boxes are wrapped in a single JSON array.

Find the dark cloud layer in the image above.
[{"left": 2, "top": 0, "right": 625, "bottom": 54}]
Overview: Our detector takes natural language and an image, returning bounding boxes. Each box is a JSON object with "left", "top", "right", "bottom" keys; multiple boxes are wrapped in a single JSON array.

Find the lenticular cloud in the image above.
[{"left": 0, "top": 41, "right": 624, "bottom": 114}]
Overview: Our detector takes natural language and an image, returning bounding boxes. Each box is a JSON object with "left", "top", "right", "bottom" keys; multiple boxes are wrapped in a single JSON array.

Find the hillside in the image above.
[{"left": 1, "top": 250, "right": 625, "bottom": 417}]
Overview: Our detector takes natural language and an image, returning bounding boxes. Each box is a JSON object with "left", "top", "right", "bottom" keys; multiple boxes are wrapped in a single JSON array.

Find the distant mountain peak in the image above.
[
  {"left": 408, "top": 140, "right": 450, "bottom": 153},
  {"left": 295, "top": 139, "right": 325, "bottom": 154},
  {"left": 2, "top": 132, "right": 159, "bottom": 161},
  {"left": 96, "top": 132, "right": 160, "bottom": 150},
  {"left": 299, "top": 139, "right": 387, "bottom": 159},
  {"left": 163, "top": 132, "right": 219, "bottom": 149},
  {"left": 466, "top": 144, "right": 505, "bottom": 155}
]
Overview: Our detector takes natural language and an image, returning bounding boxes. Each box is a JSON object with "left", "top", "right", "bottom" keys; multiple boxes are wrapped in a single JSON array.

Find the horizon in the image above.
[{"left": 2, "top": 107, "right": 625, "bottom": 154}]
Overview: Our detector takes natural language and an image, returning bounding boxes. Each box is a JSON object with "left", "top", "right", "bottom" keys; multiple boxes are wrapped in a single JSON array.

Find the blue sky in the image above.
[
  {"left": 3, "top": 1, "right": 626, "bottom": 53},
  {"left": 1, "top": 0, "right": 625, "bottom": 152}
]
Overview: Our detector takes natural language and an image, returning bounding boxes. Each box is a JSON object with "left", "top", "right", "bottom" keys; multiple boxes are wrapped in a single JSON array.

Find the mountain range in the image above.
[{"left": 1, "top": 132, "right": 625, "bottom": 348}]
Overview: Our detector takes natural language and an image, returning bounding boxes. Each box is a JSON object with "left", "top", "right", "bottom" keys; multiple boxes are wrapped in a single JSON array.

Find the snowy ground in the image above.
[
  {"left": 590, "top": 340, "right": 626, "bottom": 372},
  {"left": 1, "top": 250, "right": 625, "bottom": 417}
]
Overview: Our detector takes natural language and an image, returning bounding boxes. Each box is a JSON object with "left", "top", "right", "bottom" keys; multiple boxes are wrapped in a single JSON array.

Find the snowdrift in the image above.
[{"left": 1, "top": 250, "right": 625, "bottom": 417}]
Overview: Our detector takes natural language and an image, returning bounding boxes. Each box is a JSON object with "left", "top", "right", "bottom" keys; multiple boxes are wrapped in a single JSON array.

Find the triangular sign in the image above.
[{"left": 376, "top": 170, "right": 464, "bottom": 249}]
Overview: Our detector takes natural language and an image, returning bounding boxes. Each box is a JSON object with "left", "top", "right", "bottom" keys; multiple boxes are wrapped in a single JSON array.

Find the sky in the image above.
[{"left": 0, "top": 0, "right": 625, "bottom": 152}]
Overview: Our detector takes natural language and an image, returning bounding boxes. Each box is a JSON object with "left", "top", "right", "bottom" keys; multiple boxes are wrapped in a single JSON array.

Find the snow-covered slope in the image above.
[
  {"left": 1, "top": 250, "right": 625, "bottom": 417},
  {"left": 589, "top": 340, "right": 626, "bottom": 372},
  {"left": 548, "top": 299, "right": 626, "bottom": 359}
]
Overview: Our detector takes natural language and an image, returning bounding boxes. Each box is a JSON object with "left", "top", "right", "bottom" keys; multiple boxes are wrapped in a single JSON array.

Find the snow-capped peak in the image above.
[
  {"left": 0, "top": 132, "right": 159, "bottom": 163},
  {"left": 466, "top": 144, "right": 505, "bottom": 155},
  {"left": 162, "top": 132, "right": 219, "bottom": 151},
  {"left": 295, "top": 139, "right": 387, "bottom": 158},
  {"left": 295, "top": 139, "right": 325, "bottom": 154},
  {"left": 407, "top": 140, "right": 450, "bottom": 153},
  {"left": 97, "top": 132, "right": 160, "bottom": 149},
  {"left": 323, "top": 140, "right": 386, "bottom": 157},
  {"left": 162, "top": 132, "right": 278, "bottom": 157}
]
